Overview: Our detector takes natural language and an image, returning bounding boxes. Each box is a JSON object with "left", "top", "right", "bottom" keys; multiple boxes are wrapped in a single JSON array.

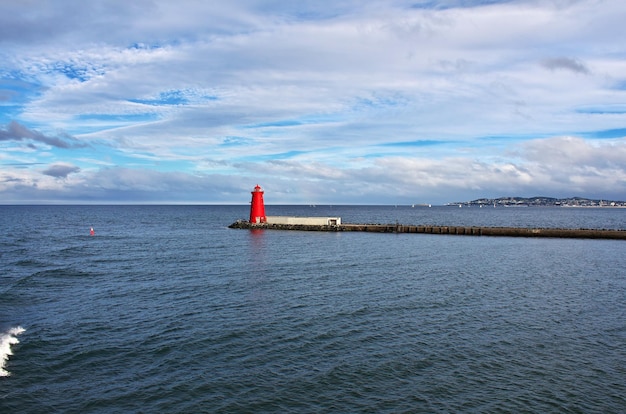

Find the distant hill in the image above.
[{"left": 448, "top": 196, "right": 626, "bottom": 207}]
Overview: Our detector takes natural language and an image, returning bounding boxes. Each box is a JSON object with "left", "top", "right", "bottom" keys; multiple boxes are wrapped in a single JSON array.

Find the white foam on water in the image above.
[{"left": 0, "top": 326, "right": 25, "bottom": 377}]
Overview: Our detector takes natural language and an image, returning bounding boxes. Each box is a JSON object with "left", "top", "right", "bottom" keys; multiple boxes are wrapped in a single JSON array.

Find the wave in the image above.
[{"left": 0, "top": 326, "right": 25, "bottom": 377}]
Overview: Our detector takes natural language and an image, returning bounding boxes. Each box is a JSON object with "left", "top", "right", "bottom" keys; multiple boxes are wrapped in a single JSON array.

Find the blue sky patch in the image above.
[
  {"left": 582, "top": 128, "right": 626, "bottom": 139},
  {"left": 380, "top": 139, "right": 448, "bottom": 148},
  {"left": 0, "top": 76, "right": 44, "bottom": 105},
  {"left": 220, "top": 136, "right": 254, "bottom": 147},
  {"left": 244, "top": 119, "right": 302, "bottom": 128},
  {"left": 611, "top": 80, "right": 626, "bottom": 90},
  {"left": 55, "top": 64, "right": 92, "bottom": 82},
  {"left": 76, "top": 113, "right": 160, "bottom": 123},
  {"left": 129, "top": 90, "right": 190, "bottom": 106}
]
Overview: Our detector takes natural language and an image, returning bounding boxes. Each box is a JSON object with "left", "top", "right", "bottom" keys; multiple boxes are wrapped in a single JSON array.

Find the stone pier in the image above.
[{"left": 228, "top": 220, "right": 626, "bottom": 240}]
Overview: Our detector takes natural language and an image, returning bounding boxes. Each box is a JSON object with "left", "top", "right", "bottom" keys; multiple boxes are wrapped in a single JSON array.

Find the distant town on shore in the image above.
[{"left": 448, "top": 196, "right": 626, "bottom": 208}]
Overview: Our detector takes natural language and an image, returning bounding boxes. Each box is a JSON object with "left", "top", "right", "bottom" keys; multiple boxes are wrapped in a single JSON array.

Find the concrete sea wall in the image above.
[
  {"left": 228, "top": 220, "right": 626, "bottom": 240},
  {"left": 265, "top": 216, "right": 342, "bottom": 225}
]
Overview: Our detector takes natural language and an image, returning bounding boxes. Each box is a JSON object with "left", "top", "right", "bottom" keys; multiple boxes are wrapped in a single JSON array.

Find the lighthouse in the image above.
[{"left": 249, "top": 184, "right": 267, "bottom": 224}]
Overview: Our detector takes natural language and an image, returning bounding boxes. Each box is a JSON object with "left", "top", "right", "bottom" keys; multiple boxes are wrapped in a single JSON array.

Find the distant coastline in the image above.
[{"left": 448, "top": 196, "right": 626, "bottom": 208}]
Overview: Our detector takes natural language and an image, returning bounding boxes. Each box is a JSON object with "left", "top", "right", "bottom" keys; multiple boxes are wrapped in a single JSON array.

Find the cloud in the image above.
[
  {"left": 541, "top": 57, "right": 589, "bottom": 74},
  {"left": 0, "top": 121, "right": 87, "bottom": 149},
  {"left": 42, "top": 163, "right": 81, "bottom": 178},
  {"left": 520, "top": 136, "right": 626, "bottom": 168}
]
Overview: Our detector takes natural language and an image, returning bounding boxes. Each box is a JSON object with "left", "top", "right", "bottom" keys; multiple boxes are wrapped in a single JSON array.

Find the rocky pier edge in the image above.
[{"left": 228, "top": 220, "right": 626, "bottom": 240}]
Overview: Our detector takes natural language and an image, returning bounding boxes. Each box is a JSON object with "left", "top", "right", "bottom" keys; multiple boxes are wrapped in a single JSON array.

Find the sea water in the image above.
[{"left": 1, "top": 205, "right": 625, "bottom": 413}]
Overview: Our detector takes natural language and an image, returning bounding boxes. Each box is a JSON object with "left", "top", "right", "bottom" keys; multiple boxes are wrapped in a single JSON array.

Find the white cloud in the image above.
[{"left": 520, "top": 136, "right": 626, "bottom": 170}]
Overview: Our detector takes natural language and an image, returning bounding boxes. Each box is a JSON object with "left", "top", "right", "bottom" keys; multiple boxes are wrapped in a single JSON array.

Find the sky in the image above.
[{"left": 1, "top": 0, "right": 626, "bottom": 205}]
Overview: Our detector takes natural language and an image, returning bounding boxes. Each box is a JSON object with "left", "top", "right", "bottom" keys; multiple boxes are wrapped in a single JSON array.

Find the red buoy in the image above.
[
  {"left": 249, "top": 184, "right": 267, "bottom": 224},
  {"left": 90, "top": 227, "right": 95, "bottom": 236}
]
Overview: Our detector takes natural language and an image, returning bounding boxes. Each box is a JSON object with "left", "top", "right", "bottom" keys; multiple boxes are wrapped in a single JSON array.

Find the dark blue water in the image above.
[{"left": 1, "top": 205, "right": 625, "bottom": 413}]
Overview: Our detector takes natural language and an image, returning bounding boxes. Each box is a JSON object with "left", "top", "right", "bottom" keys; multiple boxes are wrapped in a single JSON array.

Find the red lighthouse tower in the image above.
[{"left": 249, "top": 184, "right": 267, "bottom": 224}]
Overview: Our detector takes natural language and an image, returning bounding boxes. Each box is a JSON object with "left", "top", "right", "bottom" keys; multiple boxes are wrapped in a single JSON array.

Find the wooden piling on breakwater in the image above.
[{"left": 228, "top": 220, "right": 626, "bottom": 240}]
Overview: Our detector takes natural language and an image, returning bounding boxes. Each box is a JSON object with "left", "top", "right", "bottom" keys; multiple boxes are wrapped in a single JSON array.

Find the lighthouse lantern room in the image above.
[{"left": 249, "top": 184, "right": 267, "bottom": 224}]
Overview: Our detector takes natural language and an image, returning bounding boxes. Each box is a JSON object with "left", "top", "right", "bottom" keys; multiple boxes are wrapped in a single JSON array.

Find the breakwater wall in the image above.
[{"left": 228, "top": 220, "right": 626, "bottom": 240}]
